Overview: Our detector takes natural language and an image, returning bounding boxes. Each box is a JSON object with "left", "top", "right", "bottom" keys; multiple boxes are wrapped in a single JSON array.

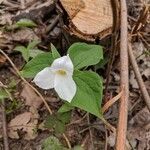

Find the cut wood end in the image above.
[{"left": 60, "top": 0, "right": 113, "bottom": 40}]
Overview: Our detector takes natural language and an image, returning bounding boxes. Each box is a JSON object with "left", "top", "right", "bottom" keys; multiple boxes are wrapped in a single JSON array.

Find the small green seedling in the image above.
[{"left": 14, "top": 40, "right": 44, "bottom": 62}]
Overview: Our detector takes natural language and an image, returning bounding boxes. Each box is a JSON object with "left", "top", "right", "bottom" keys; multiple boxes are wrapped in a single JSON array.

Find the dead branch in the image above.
[
  {"left": 0, "top": 82, "right": 9, "bottom": 150},
  {"left": 104, "top": 0, "right": 119, "bottom": 102},
  {"left": 128, "top": 43, "right": 150, "bottom": 111},
  {"left": 1, "top": 99, "right": 9, "bottom": 150},
  {"left": 116, "top": 0, "right": 129, "bottom": 149}
]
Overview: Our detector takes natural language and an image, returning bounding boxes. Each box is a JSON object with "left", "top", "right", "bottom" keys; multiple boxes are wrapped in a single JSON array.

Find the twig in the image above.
[
  {"left": 128, "top": 43, "right": 150, "bottom": 111},
  {"left": 46, "top": 15, "right": 60, "bottom": 33},
  {"left": 116, "top": 0, "right": 129, "bottom": 149},
  {"left": 0, "top": 49, "right": 71, "bottom": 148},
  {"left": 87, "top": 114, "right": 94, "bottom": 149},
  {"left": 104, "top": 0, "right": 119, "bottom": 102},
  {"left": 0, "top": 82, "right": 10, "bottom": 150},
  {"left": 102, "top": 91, "right": 123, "bottom": 113},
  {"left": 104, "top": 129, "right": 108, "bottom": 150},
  {"left": 1, "top": 99, "right": 9, "bottom": 150},
  {"left": 62, "top": 133, "right": 71, "bottom": 149}
]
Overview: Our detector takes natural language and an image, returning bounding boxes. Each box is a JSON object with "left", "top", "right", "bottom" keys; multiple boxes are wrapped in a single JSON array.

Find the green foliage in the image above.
[
  {"left": 42, "top": 136, "right": 67, "bottom": 150},
  {"left": 20, "top": 52, "right": 54, "bottom": 78},
  {"left": 68, "top": 42, "right": 103, "bottom": 69},
  {"left": 6, "top": 99, "right": 21, "bottom": 114},
  {"left": 51, "top": 43, "right": 61, "bottom": 59},
  {"left": 58, "top": 102, "right": 74, "bottom": 113},
  {"left": 21, "top": 42, "right": 104, "bottom": 118},
  {"left": 94, "top": 56, "right": 109, "bottom": 70},
  {"left": 16, "top": 19, "right": 37, "bottom": 28},
  {"left": 0, "top": 89, "right": 9, "bottom": 100},
  {"left": 73, "top": 146, "right": 84, "bottom": 150},
  {"left": 14, "top": 40, "right": 44, "bottom": 62},
  {"left": 71, "top": 71, "right": 103, "bottom": 117},
  {"left": 45, "top": 112, "right": 71, "bottom": 134}
]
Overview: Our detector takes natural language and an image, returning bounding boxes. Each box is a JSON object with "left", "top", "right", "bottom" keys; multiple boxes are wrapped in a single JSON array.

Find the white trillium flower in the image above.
[{"left": 33, "top": 55, "right": 77, "bottom": 102}]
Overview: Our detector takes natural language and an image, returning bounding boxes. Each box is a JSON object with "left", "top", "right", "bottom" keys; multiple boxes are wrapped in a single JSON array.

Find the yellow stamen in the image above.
[{"left": 56, "top": 70, "right": 66, "bottom": 75}]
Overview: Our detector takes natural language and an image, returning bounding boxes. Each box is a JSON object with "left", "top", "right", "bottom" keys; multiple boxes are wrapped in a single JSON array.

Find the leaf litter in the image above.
[{"left": 0, "top": 0, "right": 150, "bottom": 149}]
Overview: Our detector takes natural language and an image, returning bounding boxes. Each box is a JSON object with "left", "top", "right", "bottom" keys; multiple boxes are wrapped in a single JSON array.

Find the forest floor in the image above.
[{"left": 0, "top": 0, "right": 150, "bottom": 150}]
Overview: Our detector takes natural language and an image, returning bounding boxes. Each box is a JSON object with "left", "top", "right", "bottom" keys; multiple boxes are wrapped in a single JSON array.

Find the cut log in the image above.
[{"left": 60, "top": 0, "right": 113, "bottom": 41}]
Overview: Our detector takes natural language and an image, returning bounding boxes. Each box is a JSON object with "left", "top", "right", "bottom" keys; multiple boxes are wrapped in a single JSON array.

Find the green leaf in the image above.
[
  {"left": 0, "top": 89, "right": 9, "bottom": 100},
  {"left": 45, "top": 112, "right": 71, "bottom": 134},
  {"left": 68, "top": 43, "right": 103, "bottom": 69},
  {"left": 55, "top": 121, "right": 65, "bottom": 134},
  {"left": 16, "top": 19, "right": 37, "bottom": 28},
  {"left": 57, "top": 112, "right": 71, "bottom": 124},
  {"left": 27, "top": 40, "right": 40, "bottom": 50},
  {"left": 58, "top": 102, "right": 74, "bottom": 113},
  {"left": 94, "top": 57, "right": 109, "bottom": 70},
  {"left": 42, "top": 136, "right": 68, "bottom": 150},
  {"left": 71, "top": 71, "right": 103, "bottom": 117},
  {"left": 73, "top": 146, "right": 84, "bottom": 150},
  {"left": 14, "top": 46, "right": 29, "bottom": 62},
  {"left": 27, "top": 40, "right": 44, "bottom": 58},
  {"left": 29, "top": 49, "right": 45, "bottom": 58},
  {"left": 21, "top": 52, "right": 54, "bottom": 78},
  {"left": 45, "top": 115, "right": 57, "bottom": 128},
  {"left": 51, "top": 43, "right": 61, "bottom": 59}
]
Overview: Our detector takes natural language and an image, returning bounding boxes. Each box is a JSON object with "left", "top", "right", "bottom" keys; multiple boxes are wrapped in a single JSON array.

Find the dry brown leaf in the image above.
[
  {"left": 0, "top": 13, "right": 13, "bottom": 25},
  {"left": 8, "top": 112, "right": 32, "bottom": 139},
  {"left": 129, "top": 107, "right": 150, "bottom": 126},
  {"left": 8, "top": 110, "right": 39, "bottom": 140},
  {"left": 21, "top": 83, "right": 42, "bottom": 109},
  {"left": 11, "top": 28, "right": 39, "bottom": 42},
  {"left": 128, "top": 107, "right": 150, "bottom": 149}
]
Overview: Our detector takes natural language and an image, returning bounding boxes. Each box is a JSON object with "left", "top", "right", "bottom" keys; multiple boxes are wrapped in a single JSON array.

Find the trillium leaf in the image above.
[
  {"left": 51, "top": 43, "right": 61, "bottom": 59},
  {"left": 21, "top": 52, "right": 54, "bottom": 78},
  {"left": 68, "top": 43, "right": 103, "bottom": 69},
  {"left": 58, "top": 102, "right": 74, "bottom": 113},
  {"left": 72, "top": 70, "right": 103, "bottom": 118}
]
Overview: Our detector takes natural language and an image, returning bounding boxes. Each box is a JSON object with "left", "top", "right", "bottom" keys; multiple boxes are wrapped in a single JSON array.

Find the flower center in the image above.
[{"left": 56, "top": 70, "right": 67, "bottom": 75}]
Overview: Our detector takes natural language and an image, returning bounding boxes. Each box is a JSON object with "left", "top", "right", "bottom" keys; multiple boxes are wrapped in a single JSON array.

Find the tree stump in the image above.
[{"left": 60, "top": 0, "right": 113, "bottom": 41}]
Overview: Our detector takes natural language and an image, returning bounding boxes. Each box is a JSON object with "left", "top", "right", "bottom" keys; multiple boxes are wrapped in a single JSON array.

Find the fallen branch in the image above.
[
  {"left": 128, "top": 42, "right": 150, "bottom": 111},
  {"left": 0, "top": 82, "right": 9, "bottom": 150},
  {"left": 116, "top": 0, "right": 129, "bottom": 149},
  {"left": 1, "top": 99, "right": 9, "bottom": 150}
]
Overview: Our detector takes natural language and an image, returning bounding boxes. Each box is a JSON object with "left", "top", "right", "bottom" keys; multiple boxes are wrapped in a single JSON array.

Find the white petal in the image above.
[
  {"left": 54, "top": 74, "right": 76, "bottom": 102},
  {"left": 33, "top": 67, "right": 55, "bottom": 89},
  {"left": 51, "top": 55, "right": 73, "bottom": 75}
]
